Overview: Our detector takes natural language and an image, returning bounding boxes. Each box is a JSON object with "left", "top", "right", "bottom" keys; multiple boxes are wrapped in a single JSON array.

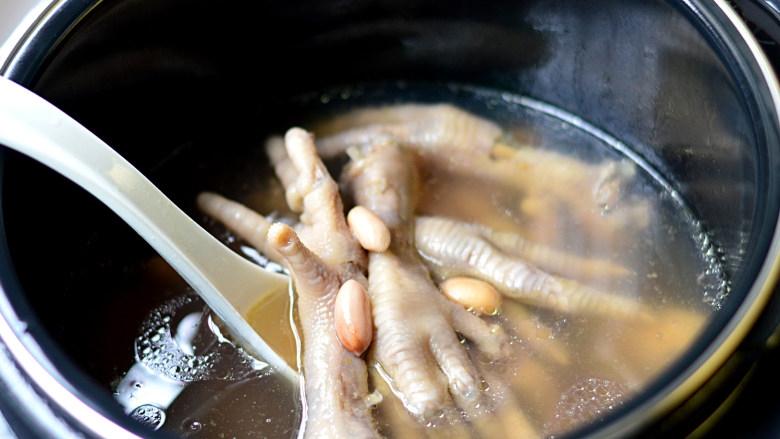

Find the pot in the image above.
[{"left": 1, "top": 0, "right": 780, "bottom": 437}]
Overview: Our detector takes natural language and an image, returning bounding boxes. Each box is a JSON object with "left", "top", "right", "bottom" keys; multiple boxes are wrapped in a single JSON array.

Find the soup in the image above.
[{"left": 112, "top": 83, "right": 723, "bottom": 438}]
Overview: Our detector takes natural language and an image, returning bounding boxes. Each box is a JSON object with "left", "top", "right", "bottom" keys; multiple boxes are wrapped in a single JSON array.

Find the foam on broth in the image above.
[{"left": 112, "top": 83, "right": 724, "bottom": 438}]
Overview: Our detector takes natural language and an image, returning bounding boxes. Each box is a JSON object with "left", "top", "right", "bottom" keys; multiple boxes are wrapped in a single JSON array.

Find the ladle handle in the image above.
[{"left": 0, "top": 77, "right": 296, "bottom": 381}]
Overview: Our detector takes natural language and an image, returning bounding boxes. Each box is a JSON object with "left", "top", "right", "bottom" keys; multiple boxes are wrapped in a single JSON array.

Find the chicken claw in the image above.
[
  {"left": 342, "top": 137, "right": 509, "bottom": 420},
  {"left": 199, "top": 128, "right": 378, "bottom": 438},
  {"left": 415, "top": 216, "right": 647, "bottom": 319}
]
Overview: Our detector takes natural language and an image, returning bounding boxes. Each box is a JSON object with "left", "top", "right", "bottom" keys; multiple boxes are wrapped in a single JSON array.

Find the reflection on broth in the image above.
[
  {"left": 245, "top": 284, "right": 299, "bottom": 369},
  {"left": 113, "top": 84, "right": 721, "bottom": 438}
]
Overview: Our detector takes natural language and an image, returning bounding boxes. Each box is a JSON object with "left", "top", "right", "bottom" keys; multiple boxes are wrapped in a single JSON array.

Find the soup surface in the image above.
[{"left": 112, "top": 83, "right": 724, "bottom": 438}]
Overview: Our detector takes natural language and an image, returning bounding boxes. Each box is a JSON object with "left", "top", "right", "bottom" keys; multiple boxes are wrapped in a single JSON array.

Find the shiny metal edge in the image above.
[
  {"left": 0, "top": 0, "right": 103, "bottom": 79},
  {"left": 0, "top": 0, "right": 53, "bottom": 70},
  {"left": 0, "top": 343, "right": 79, "bottom": 438},
  {"left": 0, "top": 0, "right": 62, "bottom": 76}
]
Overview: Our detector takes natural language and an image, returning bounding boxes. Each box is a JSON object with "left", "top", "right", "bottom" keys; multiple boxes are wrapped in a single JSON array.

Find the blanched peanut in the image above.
[
  {"left": 334, "top": 279, "right": 373, "bottom": 356},
  {"left": 347, "top": 205, "right": 391, "bottom": 252},
  {"left": 439, "top": 277, "right": 501, "bottom": 315}
]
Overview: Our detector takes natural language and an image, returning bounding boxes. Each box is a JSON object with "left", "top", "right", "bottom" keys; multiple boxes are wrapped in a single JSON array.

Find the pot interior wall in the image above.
[{"left": 0, "top": 0, "right": 777, "bottom": 436}]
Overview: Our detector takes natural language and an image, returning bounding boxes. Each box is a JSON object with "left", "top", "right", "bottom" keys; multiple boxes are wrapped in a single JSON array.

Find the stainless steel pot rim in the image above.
[
  {"left": 0, "top": 0, "right": 779, "bottom": 438},
  {"left": 0, "top": 0, "right": 94, "bottom": 80}
]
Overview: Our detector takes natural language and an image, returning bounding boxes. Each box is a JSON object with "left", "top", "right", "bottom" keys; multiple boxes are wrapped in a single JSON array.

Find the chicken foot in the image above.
[
  {"left": 314, "top": 103, "right": 503, "bottom": 158},
  {"left": 428, "top": 217, "right": 632, "bottom": 281},
  {"left": 342, "top": 137, "right": 510, "bottom": 420},
  {"left": 313, "top": 103, "right": 646, "bottom": 242},
  {"left": 414, "top": 216, "right": 647, "bottom": 319},
  {"left": 198, "top": 128, "right": 378, "bottom": 438}
]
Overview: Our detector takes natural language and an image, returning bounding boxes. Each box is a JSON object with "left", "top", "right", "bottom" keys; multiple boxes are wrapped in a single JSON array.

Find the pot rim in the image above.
[{"left": 1, "top": 0, "right": 780, "bottom": 437}]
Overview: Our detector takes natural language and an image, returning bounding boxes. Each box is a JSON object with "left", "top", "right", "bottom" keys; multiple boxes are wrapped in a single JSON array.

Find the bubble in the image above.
[
  {"left": 130, "top": 404, "right": 166, "bottom": 430},
  {"left": 545, "top": 377, "right": 628, "bottom": 435},
  {"left": 134, "top": 297, "right": 217, "bottom": 382},
  {"left": 183, "top": 420, "right": 202, "bottom": 433}
]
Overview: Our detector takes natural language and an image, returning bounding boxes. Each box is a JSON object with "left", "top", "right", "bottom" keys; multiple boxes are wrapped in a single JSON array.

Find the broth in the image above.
[{"left": 112, "top": 83, "right": 723, "bottom": 438}]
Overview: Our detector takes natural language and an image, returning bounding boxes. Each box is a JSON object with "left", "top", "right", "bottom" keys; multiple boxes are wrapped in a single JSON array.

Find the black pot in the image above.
[{"left": 2, "top": 0, "right": 780, "bottom": 437}]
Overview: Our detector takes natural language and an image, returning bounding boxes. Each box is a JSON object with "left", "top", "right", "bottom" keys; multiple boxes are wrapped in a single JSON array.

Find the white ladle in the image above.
[{"left": 0, "top": 76, "right": 297, "bottom": 382}]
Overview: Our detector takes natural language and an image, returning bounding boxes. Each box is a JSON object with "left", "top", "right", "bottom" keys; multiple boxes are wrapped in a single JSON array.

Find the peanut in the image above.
[
  {"left": 439, "top": 277, "right": 501, "bottom": 315},
  {"left": 334, "top": 279, "right": 373, "bottom": 356},
  {"left": 347, "top": 205, "right": 391, "bottom": 252}
]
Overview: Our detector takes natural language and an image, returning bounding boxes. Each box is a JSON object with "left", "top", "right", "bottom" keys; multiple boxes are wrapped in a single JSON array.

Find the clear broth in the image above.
[{"left": 112, "top": 83, "right": 724, "bottom": 438}]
